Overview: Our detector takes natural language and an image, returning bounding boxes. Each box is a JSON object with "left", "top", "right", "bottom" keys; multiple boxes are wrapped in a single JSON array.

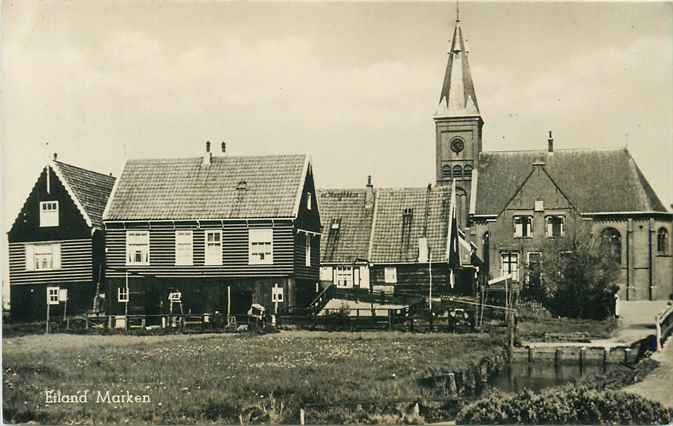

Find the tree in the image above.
[{"left": 534, "top": 233, "right": 620, "bottom": 320}]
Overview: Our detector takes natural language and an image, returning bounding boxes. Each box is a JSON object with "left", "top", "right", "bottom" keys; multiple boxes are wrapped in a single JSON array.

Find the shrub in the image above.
[{"left": 456, "top": 386, "right": 673, "bottom": 425}]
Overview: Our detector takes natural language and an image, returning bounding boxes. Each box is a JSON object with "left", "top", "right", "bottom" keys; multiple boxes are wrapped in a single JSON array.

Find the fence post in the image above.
[
  {"left": 655, "top": 314, "right": 662, "bottom": 352},
  {"left": 300, "top": 408, "right": 305, "bottom": 425}
]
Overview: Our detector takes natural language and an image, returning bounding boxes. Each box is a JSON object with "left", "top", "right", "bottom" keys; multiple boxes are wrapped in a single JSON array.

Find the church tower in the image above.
[{"left": 434, "top": 11, "right": 483, "bottom": 201}]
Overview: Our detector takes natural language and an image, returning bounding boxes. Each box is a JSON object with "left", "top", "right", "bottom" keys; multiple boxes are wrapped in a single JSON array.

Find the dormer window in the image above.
[
  {"left": 236, "top": 180, "right": 248, "bottom": 191},
  {"left": 330, "top": 219, "right": 340, "bottom": 230},
  {"left": 513, "top": 215, "right": 534, "bottom": 238},
  {"left": 40, "top": 201, "right": 59, "bottom": 227}
]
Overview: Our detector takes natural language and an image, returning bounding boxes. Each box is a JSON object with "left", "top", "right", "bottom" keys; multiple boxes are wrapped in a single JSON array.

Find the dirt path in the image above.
[
  {"left": 624, "top": 340, "right": 673, "bottom": 409},
  {"left": 2, "top": 332, "right": 231, "bottom": 355}
]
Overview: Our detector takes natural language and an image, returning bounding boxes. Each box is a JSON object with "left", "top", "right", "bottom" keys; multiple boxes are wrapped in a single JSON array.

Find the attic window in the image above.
[
  {"left": 40, "top": 201, "right": 59, "bottom": 227},
  {"left": 236, "top": 180, "right": 248, "bottom": 191}
]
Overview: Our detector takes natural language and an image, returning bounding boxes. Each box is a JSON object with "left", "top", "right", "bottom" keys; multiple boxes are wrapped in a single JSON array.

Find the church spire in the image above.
[{"left": 435, "top": 8, "right": 480, "bottom": 118}]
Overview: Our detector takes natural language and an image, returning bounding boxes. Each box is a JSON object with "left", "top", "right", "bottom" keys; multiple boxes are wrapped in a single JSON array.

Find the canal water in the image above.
[{"left": 488, "top": 362, "right": 611, "bottom": 394}]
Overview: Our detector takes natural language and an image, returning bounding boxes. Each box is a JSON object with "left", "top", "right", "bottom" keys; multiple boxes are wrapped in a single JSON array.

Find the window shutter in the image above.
[
  {"left": 52, "top": 244, "right": 61, "bottom": 269},
  {"left": 25, "top": 245, "right": 34, "bottom": 271}
]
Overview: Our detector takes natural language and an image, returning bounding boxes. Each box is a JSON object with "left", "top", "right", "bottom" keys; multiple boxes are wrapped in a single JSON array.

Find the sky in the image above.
[{"left": 1, "top": 1, "right": 672, "bottom": 299}]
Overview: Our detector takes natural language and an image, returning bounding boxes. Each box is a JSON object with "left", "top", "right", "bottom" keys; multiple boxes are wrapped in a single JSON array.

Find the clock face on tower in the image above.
[{"left": 450, "top": 138, "right": 465, "bottom": 154}]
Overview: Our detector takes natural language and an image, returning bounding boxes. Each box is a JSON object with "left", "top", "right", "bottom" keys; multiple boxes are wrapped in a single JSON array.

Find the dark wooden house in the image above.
[
  {"left": 319, "top": 179, "right": 478, "bottom": 299},
  {"left": 102, "top": 144, "right": 320, "bottom": 319},
  {"left": 7, "top": 156, "right": 116, "bottom": 321}
]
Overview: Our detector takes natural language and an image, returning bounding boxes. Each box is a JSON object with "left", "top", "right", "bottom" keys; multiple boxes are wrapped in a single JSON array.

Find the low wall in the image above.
[{"left": 511, "top": 339, "right": 652, "bottom": 366}]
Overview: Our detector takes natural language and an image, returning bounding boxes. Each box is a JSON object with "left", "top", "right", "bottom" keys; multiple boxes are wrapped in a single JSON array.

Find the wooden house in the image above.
[
  {"left": 319, "top": 179, "right": 478, "bottom": 300},
  {"left": 102, "top": 143, "right": 320, "bottom": 320},
  {"left": 7, "top": 155, "right": 116, "bottom": 321}
]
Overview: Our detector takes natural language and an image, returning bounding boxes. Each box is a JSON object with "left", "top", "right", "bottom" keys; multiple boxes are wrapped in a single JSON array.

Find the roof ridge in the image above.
[
  {"left": 127, "top": 153, "right": 307, "bottom": 163},
  {"left": 482, "top": 146, "right": 626, "bottom": 154},
  {"left": 53, "top": 160, "right": 116, "bottom": 180}
]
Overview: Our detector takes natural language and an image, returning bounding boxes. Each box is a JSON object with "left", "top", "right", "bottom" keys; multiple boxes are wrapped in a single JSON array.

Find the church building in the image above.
[{"left": 435, "top": 14, "right": 673, "bottom": 301}]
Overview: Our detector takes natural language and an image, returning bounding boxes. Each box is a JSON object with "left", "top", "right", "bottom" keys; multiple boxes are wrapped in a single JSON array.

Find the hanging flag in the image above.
[{"left": 447, "top": 179, "right": 461, "bottom": 288}]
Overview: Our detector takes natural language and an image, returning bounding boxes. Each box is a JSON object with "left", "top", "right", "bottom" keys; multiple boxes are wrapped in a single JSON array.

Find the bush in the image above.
[
  {"left": 456, "top": 386, "right": 673, "bottom": 425},
  {"left": 535, "top": 234, "right": 620, "bottom": 320}
]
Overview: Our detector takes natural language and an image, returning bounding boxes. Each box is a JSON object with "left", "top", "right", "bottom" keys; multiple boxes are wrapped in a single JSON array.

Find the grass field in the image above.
[
  {"left": 2, "top": 331, "right": 506, "bottom": 424},
  {"left": 516, "top": 316, "right": 617, "bottom": 342}
]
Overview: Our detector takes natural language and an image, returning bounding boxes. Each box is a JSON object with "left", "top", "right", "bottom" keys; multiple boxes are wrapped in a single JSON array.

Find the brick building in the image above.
[{"left": 434, "top": 15, "right": 672, "bottom": 300}]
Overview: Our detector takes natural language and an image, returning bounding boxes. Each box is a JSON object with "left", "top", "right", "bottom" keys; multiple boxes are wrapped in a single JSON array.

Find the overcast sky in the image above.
[{"left": 1, "top": 1, "right": 672, "bottom": 292}]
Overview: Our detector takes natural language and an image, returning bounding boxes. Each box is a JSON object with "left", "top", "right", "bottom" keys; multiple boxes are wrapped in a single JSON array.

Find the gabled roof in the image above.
[
  {"left": 475, "top": 148, "right": 667, "bottom": 215},
  {"left": 318, "top": 189, "right": 375, "bottom": 264},
  {"left": 52, "top": 160, "right": 116, "bottom": 228},
  {"left": 369, "top": 186, "right": 452, "bottom": 264},
  {"left": 104, "top": 154, "right": 309, "bottom": 221}
]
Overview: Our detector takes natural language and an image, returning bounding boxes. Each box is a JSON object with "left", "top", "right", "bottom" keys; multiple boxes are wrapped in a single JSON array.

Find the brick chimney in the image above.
[
  {"left": 202, "top": 141, "right": 212, "bottom": 167},
  {"left": 547, "top": 131, "right": 554, "bottom": 154},
  {"left": 365, "top": 175, "right": 375, "bottom": 209}
]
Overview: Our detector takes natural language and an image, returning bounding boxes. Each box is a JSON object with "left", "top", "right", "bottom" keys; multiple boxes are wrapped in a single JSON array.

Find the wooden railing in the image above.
[
  {"left": 306, "top": 284, "right": 335, "bottom": 316},
  {"left": 655, "top": 303, "right": 673, "bottom": 351}
]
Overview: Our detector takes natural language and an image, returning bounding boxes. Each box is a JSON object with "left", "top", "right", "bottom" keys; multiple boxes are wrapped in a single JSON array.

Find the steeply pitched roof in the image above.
[
  {"left": 104, "top": 154, "right": 308, "bottom": 221},
  {"left": 52, "top": 160, "right": 116, "bottom": 228},
  {"left": 435, "top": 18, "right": 480, "bottom": 118},
  {"left": 475, "top": 148, "right": 667, "bottom": 215},
  {"left": 369, "top": 186, "right": 452, "bottom": 264},
  {"left": 318, "top": 188, "right": 375, "bottom": 264}
]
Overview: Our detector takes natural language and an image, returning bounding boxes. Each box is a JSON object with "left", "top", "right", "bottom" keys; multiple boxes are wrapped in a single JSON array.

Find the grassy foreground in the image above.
[{"left": 3, "top": 331, "right": 506, "bottom": 424}]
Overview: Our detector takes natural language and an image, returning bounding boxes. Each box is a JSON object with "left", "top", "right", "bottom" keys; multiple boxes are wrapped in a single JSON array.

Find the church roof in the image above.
[
  {"left": 435, "top": 18, "right": 480, "bottom": 118},
  {"left": 104, "top": 154, "right": 309, "bottom": 221},
  {"left": 474, "top": 148, "right": 667, "bottom": 215}
]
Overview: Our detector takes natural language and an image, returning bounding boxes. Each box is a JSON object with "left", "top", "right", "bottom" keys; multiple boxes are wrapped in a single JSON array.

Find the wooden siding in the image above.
[
  {"left": 8, "top": 166, "right": 91, "bottom": 242},
  {"left": 105, "top": 220, "right": 296, "bottom": 279},
  {"left": 294, "top": 231, "right": 321, "bottom": 281},
  {"left": 295, "top": 166, "right": 321, "bottom": 232},
  {"left": 8, "top": 239, "right": 93, "bottom": 285},
  {"left": 370, "top": 263, "right": 475, "bottom": 297}
]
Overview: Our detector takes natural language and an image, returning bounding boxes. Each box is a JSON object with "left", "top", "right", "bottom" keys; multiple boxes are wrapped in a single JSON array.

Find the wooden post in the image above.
[
  {"left": 579, "top": 347, "right": 585, "bottom": 375},
  {"left": 46, "top": 303, "right": 50, "bottom": 334},
  {"left": 300, "top": 408, "right": 305, "bottom": 425},
  {"left": 656, "top": 314, "right": 662, "bottom": 351},
  {"left": 227, "top": 285, "right": 231, "bottom": 321}
]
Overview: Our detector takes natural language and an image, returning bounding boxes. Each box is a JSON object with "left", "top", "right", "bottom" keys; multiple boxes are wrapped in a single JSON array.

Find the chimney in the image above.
[
  {"left": 202, "top": 141, "right": 212, "bottom": 167},
  {"left": 547, "top": 131, "right": 554, "bottom": 153},
  {"left": 221, "top": 142, "right": 226, "bottom": 154},
  {"left": 365, "top": 175, "right": 375, "bottom": 209},
  {"left": 53, "top": 153, "right": 58, "bottom": 161}
]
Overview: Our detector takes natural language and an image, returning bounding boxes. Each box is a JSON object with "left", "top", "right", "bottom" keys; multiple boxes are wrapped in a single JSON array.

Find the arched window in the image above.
[
  {"left": 455, "top": 188, "right": 467, "bottom": 226},
  {"left": 600, "top": 228, "right": 622, "bottom": 264},
  {"left": 452, "top": 165, "right": 462, "bottom": 178},
  {"left": 442, "top": 165, "right": 452, "bottom": 179},
  {"left": 463, "top": 164, "right": 473, "bottom": 177},
  {"left": 657, "top": 228, "right": 669, "bottom": 255}
]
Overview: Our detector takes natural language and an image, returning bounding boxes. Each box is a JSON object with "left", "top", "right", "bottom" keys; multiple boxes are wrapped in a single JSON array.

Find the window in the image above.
[
  {"left": 513, "top": 215, "right": 534, "bottom": 238},
  {"left": 418, "top": 237, "right": 429, "bottom": 263},
  {"left": 175, "top": 230, "right": 193, "bottom": 265},
  {"left": 305, "top": 234, "right": 311, "bottom": 267},
  {"left": 501, "top": 252, "right": 519, "bottom": 281},
  {"left": 442, "top": 165, "right": 452, "bottom": 179},
  {"left": 25, "top": 243, "right": 61, "bottom": 271},
  {"left": 249, "top": 228, "right": 273, "bottom": 265},
  {"left": 545, "top": 215, "right": 565, "bottom": 238},
  {"left": 354, "top": 267, "right": 361, "bottom": 287},
  {"left": 527, "top": 252, "right": 542, "bottom": 287},
  {"left": 657, "top": 228, "right": 669, "bottom": 255},
  {"left": 600, "top": 228, "right": 622, "bottom": 264},
  {"left": 39, "top": 201, "right": 59, "bottom": 227},
  {"left": 306, "top": 192, "right": 312, "bottom": 210},
  {"left": 205, "top": 230, "right": 223, "bottom": 265},
  {"left": 463, "top": 164, "right": 473, "bottom": 177},
  {"left": 272, "top": 285, "right": 284, "bottom": 303},
  {"left": 335, "top": 266, "right": 353, "bottom": 288},
  {"left": 384, "top": 266, "right": 397, "bottom": 284},
  {"left": 126, "top": 231, "right": 149, "bottom": 265},
  {"left": 47, "top": 287, "right": 60, "bottom": 305},
  {"left": 118, "top": 287, "right": 129, "bottom": 303},
  {"left": 452, "top": 165, "right": 462, "bottom": 178},
  {"left": 320, "top": 266, "right": 334, "bottom": 281},
  {"left": 534, "top": 200, "right": 544, "bottom": 212}
]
